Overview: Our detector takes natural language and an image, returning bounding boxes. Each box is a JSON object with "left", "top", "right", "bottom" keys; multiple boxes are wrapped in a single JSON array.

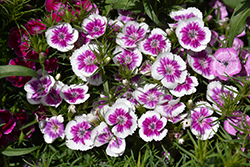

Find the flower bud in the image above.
[
  {"left": 182, "top": 118, "right": 192, "bottom": 130},
  {"left": 186, "top": 99, "right": 193, "bottom": 109},
  {"left": 55, "top": 73, "right": 61, "bottom": 80},
  {"left": 68, "top": 104, "right": 76, "bottom": 114}
]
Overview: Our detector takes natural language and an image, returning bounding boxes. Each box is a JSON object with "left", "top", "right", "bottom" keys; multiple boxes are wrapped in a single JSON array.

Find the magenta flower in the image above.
[
  {"left": 26, "top": 19, "right": 46, "bottom": 35},
  {"left": 206, "top": 81, "right": 238, "bottom": 109},
  {"left": 24, "top": 72, "right": 55, "bottom": 104},
  {"left": 187, "top": 49, "right": 215, "bottom": 80},
  {"left": 169, "top": 7, "right": 203, "bottom": 28},
  {"left": 210, "top": 30, "right": 218, "bottom": 47},
  {"left": 60, "top": 84, "right": 90, "bottom": 104},
  {"left": 139, "top": 60, "right": 152, "bottom": 76},
  {"left": 139, "top": 28, "right": 171, "bottom": 56},
  {"left": 105, "top": 99, "right": 137, "bottom": 138},
  {"left": 71, "top": 44, "right": 98, "bottom": 79},
  {"left": 0, "top": 109, "right": 16, "bottom": 138},
  {"left": 82, "top": 14, "right": 107, "bottom": 39},
  {"left": 65, "top": 114, "right": 93, "bottom": 151},
  {"left": 169, "top": 74, "right": 199, "bottom": 97},
  {"left": 210, "top": 48, "right": 241, "bottom": 80},
  {"left": 176, "top": 17, "right": 211, "bottom": 52},
  {"left": 40, "top": 115, "right": 65, "bottom": 143},
  {"left": 46, "top": 23, "right": 79, "bottom": 52},
  {"left": 44, "top": 57, "right": 59, "bottom": 73},
  {"left": 106, "top": 136, "right": 126, "bottom": 157},
  {"left": 116, "top": 21, "right": 148, "bottom": 48},
  {"left": 151, "top": 52, "right": 187, "bottom": 89},
  {"left": 138, "top": 111, "right": 168, "bottom": 142},
  {"left": 209, "top": 0, "right": 228, "bottom": 19},
  {"left": 133, "top": 84, "right": 164, "bottom": 109},
  {"left": 190, "top": 101, "right": 219, "bottom": 140},
  {"left": 112, "top": 46, "right": 142, "bottom": 71}
]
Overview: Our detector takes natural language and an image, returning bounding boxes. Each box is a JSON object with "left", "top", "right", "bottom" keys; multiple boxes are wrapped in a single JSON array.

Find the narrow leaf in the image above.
[
  {"left": 228, "top": 1, "right": 250, "bottom": 47},
  {"left": 0, "top": 65, "right": 38, "bottom": 79},
  {"left": 142, "top": 0, "right": 163, "bottom": 26},
  {"left": 1, "top": 146, "right": 40, "bottom": 156},
  {"left": 223, "top": 0, "right": 241, "bottom": 9}
]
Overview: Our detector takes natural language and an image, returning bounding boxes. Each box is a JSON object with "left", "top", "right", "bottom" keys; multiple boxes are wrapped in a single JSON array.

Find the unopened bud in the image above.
[
  {"left": 165, "top": 28, "right": 173, "bottom": 36},
  {"left": 182, "top": 118, "right": 192, "bottom": 130},
  {"left": 178, "top": 138, "right": 184, "bottom": 144},
  {"left": 55, "top": 73, "right": 61, "bottom": 80},
  {"left": 122, "top": 79, "right": 129, "bottom": 86},
  {"left": 186, "top": 99, "right": 193, "bottom": 109},
  {"left": 68, "top": 104, "right": 76, "bottom": 114},
  {"left": 103, "top": 56, "right": 111, "bottom": 66}
]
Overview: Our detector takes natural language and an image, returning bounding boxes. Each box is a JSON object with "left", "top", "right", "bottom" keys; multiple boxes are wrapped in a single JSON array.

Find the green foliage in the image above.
[
  {"left": 0, "top": 65, "right": 39, "bottom": 79},
  {"left": 2, "top": 146, "right": 40, "bottom": 156}
]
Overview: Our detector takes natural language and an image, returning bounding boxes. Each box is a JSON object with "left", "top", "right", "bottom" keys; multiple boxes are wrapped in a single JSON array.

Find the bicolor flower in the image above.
[
  {"left": 86, "top": 73, "right": 103, "bottom": 86},
  {"left": 139, "top": 60, "right": 152, "bottom": 76},
  {"left": 65, "top": 114, "right": 93, "bottom": 151},
  {"left": 40, "top": 115, "right": 65, "bottom": 143},
  {"left": 206, "top": 81, "right": 238, "bottom": 109},
  {"left": 104, "top": 99, "right": 137, "bottom": 138},
  {"left": 71, "top": 44, "right": 98, "bottom": 79},
  {"left": 112, "top": 46, "right": 142, "bottom": 71},
  {"left": 138, "top": 111, "right": 168, "bottom": 142},
  {"left": 210, "top": 48, "right": 241, "bottom": 80},
  {"left": 175, "top": 17, "right": 211, "bottom": 52},
  {"left": 169, "top": 7, "right": 203, "bottom": 28},
  {"left": 116, "top": 21, "right": 149, "bottom": 48},
  {"left": 46, "top": 23, "right": 79, "bottom": 52},
  {"left": 190, "top": 101, "right": 219, "bottom": 140},
  {"left": 41, "top": 81, "right": 64, "bottom": 108},
  {"left": 154, "top": 97, "right": 185, "bottom": 118},
  {"left": 106, "top": 136, "right": 126, "bottom": 157},
  {"left": 60, "top": 84, "right": 90, "bottom": 104},
  {"left": 82, "top": 14, "right": 107, "bottom": 39},
  {"left": 133, "top": 84, "right": 164, "bottom": 109},
  {"left": 151, "top": 52, "right": 187, "bottom": 89},
  {"left": 169, "top": 74, "right": 199, "bottom": 97},
  {"left": 26, "top": 19, "right": 46, "bottom": 35},
  {"left": 139, "top": 28, "right": 171, "bottom": 56},
  {"left": 24, "top": 73, "right": 55, "bottom": 105},
  {"left": 187, "top": 49, "right": 215, "bottom": 80}
]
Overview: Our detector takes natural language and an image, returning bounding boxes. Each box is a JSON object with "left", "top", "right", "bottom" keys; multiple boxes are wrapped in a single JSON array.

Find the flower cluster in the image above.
[{"left": 4, "top": 0, "right": 250, "bottom": 159}]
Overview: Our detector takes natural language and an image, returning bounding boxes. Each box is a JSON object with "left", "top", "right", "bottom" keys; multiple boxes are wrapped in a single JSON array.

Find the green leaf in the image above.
[
  {"left": 142, "top": 0, "right": 163, "bottom": 26},
  {"left": 228, "top": 1, "right": 250, "bottom": 47},
  {"left": 0, "top": 65, "right": 38, "bottom": 79},
  {"left": 1, "top": 146, "right": 40, "bottom": 156},
  {"left": 223, "top": 0, "right": 242, "bottom": 9}
]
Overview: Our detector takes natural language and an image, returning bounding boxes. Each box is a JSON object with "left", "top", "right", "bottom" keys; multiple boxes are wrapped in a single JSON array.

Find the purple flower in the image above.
[
  {"left": 176, "top": 17, "right": 211, "bottom": 52},
  {"left": 82, "top": 14, "right": 107, "bottom": 39},
  {"left": 169, "top": 7, "right": 203, "bottom": 28},
  {"left": 91, "top": 122, "right": 113, "bottom": 147},
  {"left": 190, "top": 101, "right": 219, "bottom": 140},
  {"left": 209, "top": 30, "right": 218, "bottom": 47},
  {"left": 139, "top": 28, "right": 171, "bottom": 56},
  {"left": 206, "top": 81, "right": 238, "bottom": 110},
  {"left": 46, "top": 23, "right": 79, "bottom": 52},
  {"left": 210, "top": 48, "right": 241, "bottom": 80},
  {"left": 209, "top": 0, "right": 228, "bottom": 19},
  {"left": 116, "top": 21, "right": 148, "bottom": 48},
  {"left": 105, "top": 99, "right": 137, "bottom": 138},
  {"left": 71, "top": 44, "right": 98, "bottom": 79},
  {"left": 187, "top": 49, "right": 215, "bottom": 80},
  {"left": 0, "top": 109, "right": 16, "bottom": 137},
  {"left": 151, "top": 52, "right": 187, "bottom": 89},
  {"left": 112, "top": 46, "right": 142, "bottom": 71},
  {"left": 60, "top": 84, "right": 90, "bottom": 104},
  {"left": 133, "top": 84, "right": 164, "bottom": 109},
  {"left": 41, "top": 115, "right": 65, "bottom": 143},
  {"left": 41, "top": 81, "right": 64, "bottom": 107},
  {"left": 65, "top": 114, "right": 93, "bottom": 151},
  {"left": 24, "top": 72, "right": 55, "bottom": 104},
  {"left": 138, "top": 111, "right": 168, "bottom": 142},
  {"left": 169, "top": 74, "right": 199, "bottom": 97}
]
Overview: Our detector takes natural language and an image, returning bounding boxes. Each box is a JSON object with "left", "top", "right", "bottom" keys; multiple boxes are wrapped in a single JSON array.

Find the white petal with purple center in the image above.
[{"left": 106, "top": 137, "right": 126, "bottom": 157}]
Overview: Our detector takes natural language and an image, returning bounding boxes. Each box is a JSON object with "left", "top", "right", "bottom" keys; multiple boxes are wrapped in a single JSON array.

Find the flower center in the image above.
[
  {"left": 72, "top": 91, "right": 78, "bottom": 98},
  {"left": 93, "top": 26, "right": 100, "bottom": 32},
  {"left": 188, "top": 29, "right": 198, "bottom": 39},
  {"left": 85, "top": 56, "right": 95, "bottom": 65},
  {"left": 222, "top": 61, "right": 229, "bottom": 66},
  {"left": 150, "top": 39, "right": 159, "bottom": 48},
  {"left": 77, "top": 127, "right": 86, "bottom": 137},
  {"left": 117, "top": 115, "right": 127, "bottom": 125},
  {"left": 51, "top": 123, "right": 59, "bottom": 133},
  {"left": 149, "top": 122, "right": 156, "bottom": 130},
  {"left": 147, "top": 93, "right": 157, "bottom": 102},
  {"left": 165, "top": 65, "right": 174, "bottom": 74},
  {"left": 58, "top": 32, "right": 66, "bottom": 40}
]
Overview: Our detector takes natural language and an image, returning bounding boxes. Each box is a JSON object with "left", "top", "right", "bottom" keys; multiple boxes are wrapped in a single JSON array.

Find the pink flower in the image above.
[
  {"left": 209, "top": 0, "right": 228, "bottom": 19},
  {"left": 176, "top": 17, "right": 211, "bottom": 52},
  {"left": 0, "top": 109, "right": 16, "bottom": 137},
  {"left": 210, "top": 48, "right": 241, "bottom": 80},
  {"left": 151, "top": 52, "right": 187, "bottom": 89},
  {"left": 139, "top": 28, "right": 171, "bottom": 56},
  {"left": 116, "top": 21, "right": 148, "bottom": 48},
  {"left": 26, "top": 19, "right": 46, "bottom": 35},
  {"left": 82, "top": 14, "right": 107, "bottom": 39},
  {"left": 46, "top": 23, "right": 79, "bottom": 52},
  {"left": 138, "top": 111, "right": 168, "bottom": 142}
]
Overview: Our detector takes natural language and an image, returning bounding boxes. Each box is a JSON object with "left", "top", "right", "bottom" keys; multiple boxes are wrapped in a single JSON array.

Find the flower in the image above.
[
  {"left": 138, "top": 111, "right": 168, "bottom": 142},
  {"left": 133, "top": 84, "right": 164, "bottom": 109},
  {"left": 104, "top": 99, "right": 137, "bottom": 138},
  {"left": 26, "top": 19, "right": 46, "bottom": 35},
  {"left": 40, "top": 115, "right": 65, "bottom": 143},
  {"left": 46, "top": 23, "right": 79, "bottom": 52},
  {"left": 151, "top": 52, "right": 187, "bottom": 89},
  {"left": 106, "top": 136, "right": 126, "bottom": 157},
  {"left": 60, "top": 84, "right": 90, "bottom": 104},
  {"left": 112, "top": 46, "right": 142, "bottom": 71},
  {"left": 0, "top": 109, "right": 16, "bottom": 137},
  {"left": 116, "top": 21, "right": 148, "bottom": 48},
  {"left": 82, "top": 14, "right": 107, "bottom": 39},
  {"left": 175, "top": 17, "right": 211, "bottom": 52},
  {"left": 187, "top": 49, "right": 215, "bottom": 80},
  {"left": 65, "top": 114, "right": 93, "bottom": 151},
  {"left": 210, "top": 48, "right": 241, "bottom": 80},
  {"left": 190, "top": 101, "right": 219, "bottom": 140},
  {"left": 139, "top": 28, "right": 171, "bottom": 56},
  {"left": 70, "top": 44, "right": 98, "bottom": 80}
]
